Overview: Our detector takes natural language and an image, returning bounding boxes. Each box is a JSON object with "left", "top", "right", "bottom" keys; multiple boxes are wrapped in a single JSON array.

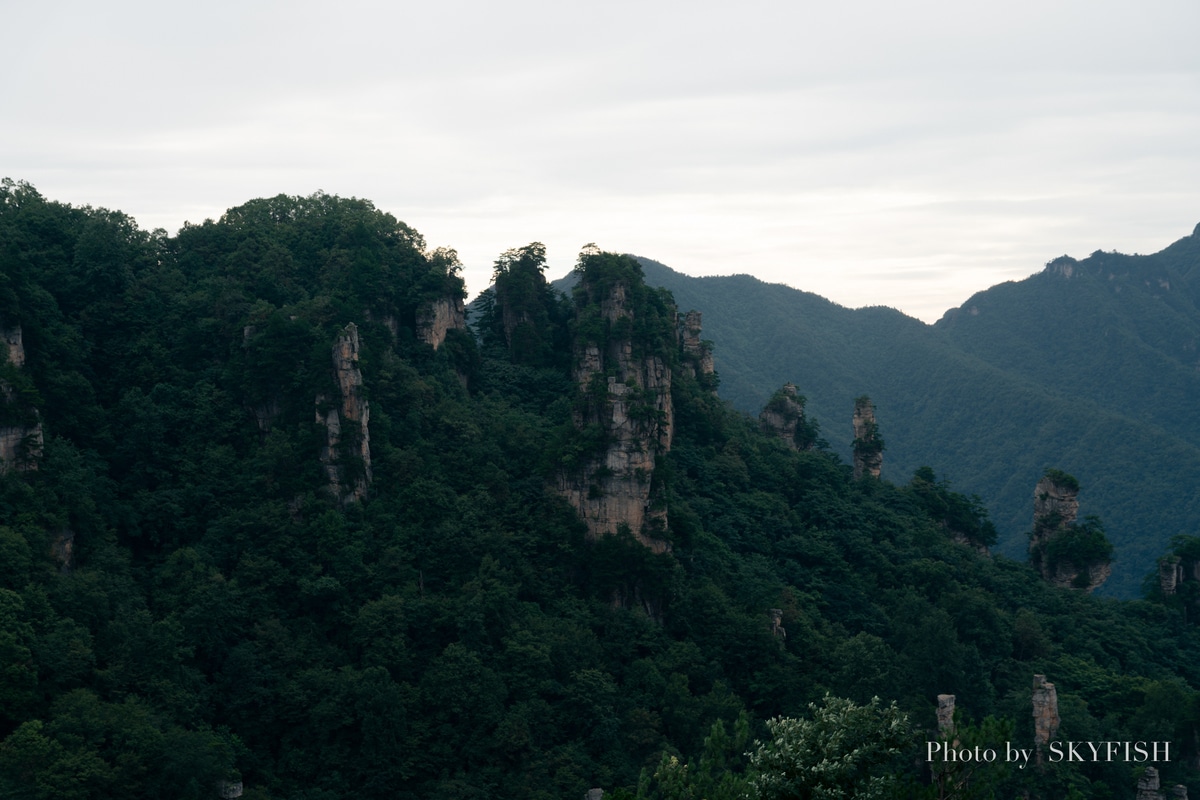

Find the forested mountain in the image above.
[
  {"left": 2, "top": 180, "right": 1200, "bottom": 798},
  {"left": 627, "top": 227, "right": 1200, "bottom": 598}
]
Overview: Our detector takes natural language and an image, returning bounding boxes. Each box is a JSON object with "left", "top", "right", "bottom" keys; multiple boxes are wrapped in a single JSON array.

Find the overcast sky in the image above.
[{"left": 5, "top": 0, "right": 1199, "bottom": 322}]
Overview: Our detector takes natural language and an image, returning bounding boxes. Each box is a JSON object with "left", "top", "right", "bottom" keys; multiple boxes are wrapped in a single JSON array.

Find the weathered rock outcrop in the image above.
[
  {"left": 1136, "top": 766, "right": 1163, "bottom": 800},
  {"left": 3, "top": 323, "right": 25, "bottom": 368},
  {"left": 1158, "top": 552, "right": 1200, "bottom": 598},
  {"left": 217, "top": 780, "right": 244, "bottom": 799},
  {"left": 557, "top": 276, "right": 673, "bottom": 552},
  {"left": 768, "top": 608, "right": 786, "bottom": 640},
  {"left": 1033, "top": 472, "right": 1079, "bottom": 533},
  {"left": 1031, "top": 673, "right": 1059, "bottom": 766},
  {"left": 1029, "top": 471, "right": 1111, "bottom": 591},
  {"left": 1160, "top": 555, "right": 1184, "bottom": 596},
  {"left": 51, "top": 528, "right": 75, "bottom": 572},
  {"left": 678, "top": 310, "right": 714, "bottom": 379},
  {"left": 0, "top": 424, "right": 43, "bottom": 473},
  {"left": 1135, "top": 767, "right": 1185, "bottom": 800},
  {"left": 316, "top": 323, "right": 371, "bottom": 503},
  {"left": 936, "top": 694, "right": 956, "bottom": 736},
  {"left": 417, "top": 295, "right": 466, "bottom": 350},
  {"left": 760, "top": 383, "right": 808, "bottom": 450},
  {"left": 1, "top": 320, "right": 44, "bottom": 473},
  {"left": 851, "top": 396, "right": 883, "bottom": 479}
]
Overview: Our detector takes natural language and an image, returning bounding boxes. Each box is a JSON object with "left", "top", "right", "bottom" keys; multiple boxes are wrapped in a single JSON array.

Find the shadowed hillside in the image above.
[
  {"left": 5, "top": 181, "right": 1200, "bottom": 798},
  {"left": 629, "top": 226, "right": 1200, "bottom": 598}
]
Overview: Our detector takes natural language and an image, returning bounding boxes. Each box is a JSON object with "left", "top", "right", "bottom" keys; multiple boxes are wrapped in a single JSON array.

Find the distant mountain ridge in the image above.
[{"left": 624, "top": 223, "right": 1200, "bottom": 597}]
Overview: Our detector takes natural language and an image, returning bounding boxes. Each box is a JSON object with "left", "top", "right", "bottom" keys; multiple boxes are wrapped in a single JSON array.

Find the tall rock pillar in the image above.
[
  {"left": 760, "top": 383, "right": 812, "bottom": 450},
  {"left": 1032, "top": 674, "right": 1059, "bottom": 764},
  {"left": 852, "top": 396, "right": 883, "bottom": 479},
  {"left": 0, "top": 319, "right": 44, "bottom": 473},
  {"left": 557, "top": 259, "right": 674, "bottom": 552},
  {"left": 316, "top": 323, "right": 372, "bottom": 503},
  {"left": 1029, "top": 470, "right": 1111, "bottom": 591},
  {"left": 679, "top": 310, "right": 714, "bottom": 381}
]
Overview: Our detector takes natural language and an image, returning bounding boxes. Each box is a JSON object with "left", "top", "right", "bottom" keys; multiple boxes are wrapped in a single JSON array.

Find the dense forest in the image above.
[
  {"left": 622, "top": 233, "right": 1200, "bottom": 599},
  {"left": 2, "top": 179, "right": 1199, "bottom": 798}
]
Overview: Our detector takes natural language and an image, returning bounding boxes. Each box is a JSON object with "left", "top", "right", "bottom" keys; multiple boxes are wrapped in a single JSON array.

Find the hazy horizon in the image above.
[{"left": 6, "top": 0, "right": 1199, "bottom": 323}]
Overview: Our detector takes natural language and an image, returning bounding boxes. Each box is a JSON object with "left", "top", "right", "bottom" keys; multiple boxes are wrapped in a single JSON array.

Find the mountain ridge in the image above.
[{"left": 625, "top": 223, "right": 1200, "bottom": 597}]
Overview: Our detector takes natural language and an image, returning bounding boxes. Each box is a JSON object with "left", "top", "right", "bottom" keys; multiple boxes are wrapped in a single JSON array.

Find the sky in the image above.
[{"left": 5, "top": 0, "right": 1200, "bottom": 323}]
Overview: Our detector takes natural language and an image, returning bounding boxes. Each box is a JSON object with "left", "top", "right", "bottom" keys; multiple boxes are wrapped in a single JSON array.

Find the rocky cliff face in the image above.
[
  {"left": 1029, "top": 472, "right": 1111, "bottom": 592},
  {"left": 0, "top": 424, "right": 42, "bottom": 473},
  {"left": 760, "top": 383, "right": 807, "bottom": 450},
  {"left": 417, "top": 296, "right": 466, "bottom": 350},
  {"left": 316, "top": 323, "right": 371, "bottom": 503},
  {"left": 0, "top": 320, "right": 44, "bottom": 473},
  {"left": 851, "top": 396, "right": 883, "bottom": 479},
  {"left": 557, "top": 276, "right": 673, "bottom": 553}
]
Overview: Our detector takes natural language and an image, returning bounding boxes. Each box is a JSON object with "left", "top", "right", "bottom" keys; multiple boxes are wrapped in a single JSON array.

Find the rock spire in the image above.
[
  {"left": 556, "top": 258, "right": 675, "bottom": 552},
  {"left": 678, "top": 310, "right": 714, "bottom": 380},
  {"left": 758, "top": 383, "right": 806, "bottom": 450},
  {"left": 316, "top": 323, "right": 372, "bottom": 503},
  {"left": 0, "top": 319, "right": 44, "bottom": 473},
  {"left": 1028, "top": 470, "right": 1111, "bottom": 592},
  {"left": 1031, "top": 674, "right": 1060, "bottom": 751},
  {"left": 851, "top": 396, "right": 883, "bottom": 479}
]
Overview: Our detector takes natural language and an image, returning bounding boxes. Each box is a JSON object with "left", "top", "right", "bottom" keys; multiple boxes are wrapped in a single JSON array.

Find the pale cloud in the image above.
[{"left": 4, "top": 0, "right": 1199, "bottom": 322}]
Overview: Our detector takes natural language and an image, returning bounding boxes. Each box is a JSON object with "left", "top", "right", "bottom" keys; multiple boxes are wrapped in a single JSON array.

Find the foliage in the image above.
[
  {"left": 1040, "top": 516, "right": 1114, "bottom": 578},
  {"left": 1, "top": 184, "right": 1198, "bottom": 799},
  {"left": 628, "top": 242, "right": 1200, "bottom": 598},
  {"left": 908, "top": 468, "right": 997, "bottom": 548},
  {"left": 920, "top": 714, "right": 1016, "bottom": 800},
  {"left": 637, "top": 713, "right": 752, "bottom": 800},
  {"left": 477, "top": 242, "right": 571, "bottom": 368},
  {"left": 1040, "top": 468, "right": 1080, "bottom": 493},
  {"left": 851, "top": 397, "right": 884, "bottom": 458},
  {"left": 763, "top": 388, "right": 822, "bottom": 451},
  {"left": 572, "top": 249, "right": 679, "bottom": 362},
  {"left": 748, "top": 695, "right": 910, "bottom": 800}
]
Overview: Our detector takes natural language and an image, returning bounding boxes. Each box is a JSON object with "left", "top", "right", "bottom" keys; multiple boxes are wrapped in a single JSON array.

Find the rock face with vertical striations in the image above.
[
  {"left": 557, "top": 256, "right": 675, "bottom": 552},
  {"left": 0, "top": 424, "right": 42, "bottom": 473},
  {"left": 0, "top": 320, "right": 44, "bottom": 473},
  {"left": 852, "top": 396, "right": 883, "bottom": 479},
  {"left": 1160, "top": 555, "right": 1183, "bottom": 596},
  {"left": 1158, "top": 551, "right": 1200, "bottom": 598},
  {"left": 316, "top": 323, "right": 371, "bottom": 503},
  {"left": 417, "top": 295, "right": 466, "bottom": 351},
  {"left": 1136, "top": 766, "right": 1164, "bottom": 800}
]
